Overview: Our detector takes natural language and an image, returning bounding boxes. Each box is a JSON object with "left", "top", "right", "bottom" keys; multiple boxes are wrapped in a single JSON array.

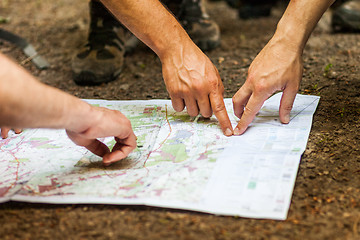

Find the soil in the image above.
[{"left": 0, "top": 0, "right": 359, "bottom": 239}]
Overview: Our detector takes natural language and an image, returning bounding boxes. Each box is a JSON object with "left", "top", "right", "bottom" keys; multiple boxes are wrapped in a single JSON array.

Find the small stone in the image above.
[
  {"left": 307, "top": 163, "right": 316, "bottom": 169},
  {"left": 343, "top": 212, "right": 351, "bottom": 218},
  {"left": 134, "top": 72, "right": 145, "bottom": 79},
  {"left": 119, "top": 83, "right": 130, "bottom": 91}
]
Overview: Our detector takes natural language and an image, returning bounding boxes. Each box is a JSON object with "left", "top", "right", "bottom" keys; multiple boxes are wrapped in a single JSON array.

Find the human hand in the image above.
[
  {"left": 66, "top": 107, "right": 136, "bottom": 166},
  {"left": 1, "top": 127, "right": 22, "bottom": 139},
  {"left": 161, "top": 43, "right": 233, "bottom": 136},
  {"left": 232, "top": 37, "right": 303, "bottom": 135}
]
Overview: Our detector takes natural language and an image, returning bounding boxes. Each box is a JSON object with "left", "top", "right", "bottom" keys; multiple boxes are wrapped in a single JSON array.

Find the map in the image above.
[{"left": 0, "top": 93, "right": 320, "bottom": 220}]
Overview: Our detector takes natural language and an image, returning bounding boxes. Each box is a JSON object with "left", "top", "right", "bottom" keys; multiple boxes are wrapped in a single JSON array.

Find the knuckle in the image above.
[
  {"left": 80, "top": 128, "right": 94, "bottom": 139},
  {"left": 122, "top": 118, "right": 132, "bottom": 128},
  {"left": 213, "top": 103, "right": 226, "bottom": 113},
  {"left": 168, "top": 87, "right": 180, "bottom": 97},
  {"left": 253, "top": 80, "right": 268, "bottom": 93},
  {"left": 244, "top": 106, "right": 256, "bottom": 116},
  {"left": 209, "top": 78, "right": 221, "bottom": 90},
  {"left": 191, "top": 82, "right": 204, "bottom": 92},
  {"left": 283, "top": 104, "right": 293, "bottom": 112},
  {"left": 247, "top": 70, "right": 255, "bottom": 81},
  {"left": 167, "top": 83, "right": 182, "bottom": 96},
  {"left": 180, "top": 88, "right": 191, "bottom": 97},
  {"left": 232, "top": 95, "right": 238, "bottom": 104},
  {"left": 171, "top": 93, "right": 182, "bottom": 100}
]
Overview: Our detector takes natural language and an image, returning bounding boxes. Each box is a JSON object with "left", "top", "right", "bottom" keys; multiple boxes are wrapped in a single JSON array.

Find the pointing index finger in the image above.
[
  {"left": 234, "top": 94, "right": 267, "bottom": 135},
  {"left": 209, "top": 92, "right": 233, "bottom": 136}
]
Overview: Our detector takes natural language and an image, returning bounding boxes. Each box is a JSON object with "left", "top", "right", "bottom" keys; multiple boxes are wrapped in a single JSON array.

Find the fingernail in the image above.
[
  {"left": 284, "top": 114, "right": 290, "bottom": 124},
  {"left": 234, "top": 127, "right": 241, "bottom": 136},
  {"left": 224, "top": 128, "right": 233, "bottom": 136}
]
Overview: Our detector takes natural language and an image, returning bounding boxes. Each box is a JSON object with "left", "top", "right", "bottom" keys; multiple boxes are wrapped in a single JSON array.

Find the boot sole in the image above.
[
  {"left": 196, "top": 38, "right": 221, "bottom": 51},
  {"left": 73, "top": 67, "right": 123, "bottom": 86},
  {"left": 332, "top": 8, "right": 360, "bottom": 32}
]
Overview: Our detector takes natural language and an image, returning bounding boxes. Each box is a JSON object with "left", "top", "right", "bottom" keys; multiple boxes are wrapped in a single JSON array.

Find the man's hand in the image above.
[
  {"left": 66, "top": 107, "right": 136, "bottom": 166},
  {"left": 161, "top": 43, "right": 233, "bottom": 136},
  {"left": 100, "top": 0, "right": 233, "bottom": 136},
  {"left": 1, "top": 127, "right": 22, "bottom": 139},
  {"left": 232, "top": 37, "right": 303, "bottom": 135},
  {"left": 0, "top": 52, "right": 135, "bottom": 164},
  {"left": 231, "top": 0, "right": 335, "bottom": 135}
]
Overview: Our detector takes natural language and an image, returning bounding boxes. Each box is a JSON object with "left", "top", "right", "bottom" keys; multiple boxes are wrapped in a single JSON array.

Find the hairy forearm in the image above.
[
  {"left": 274, "top": 0, "right": 335, "bottom": 52},
  {"left": 0, "top": 53, "right": 95, "bottom": 132},
  {"left": 100, "top": 0, "right": 192, "bottom": 59}
]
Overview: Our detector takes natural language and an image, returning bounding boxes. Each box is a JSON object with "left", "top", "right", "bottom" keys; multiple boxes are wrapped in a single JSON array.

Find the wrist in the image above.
[
  {"left": 273, "top": 18, "right": 308, "bottom": 54},
  {"left": 62, "top": 99, "right": 99, "bottom": 133},
  {"left": 155, "top": 27, "right": 193, "bottom": 61},
  {"left": 273, "top": 0, "right": 335, "bottom": 54}
]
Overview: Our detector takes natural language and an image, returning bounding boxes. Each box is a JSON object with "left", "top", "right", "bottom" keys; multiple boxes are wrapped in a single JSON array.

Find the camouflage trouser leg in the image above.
[
  {"left": 162, "top": 0, "right": 221, "bottom": 51},
  {"left": 71, "top": 0, "right": 126, "bottom": 85}
]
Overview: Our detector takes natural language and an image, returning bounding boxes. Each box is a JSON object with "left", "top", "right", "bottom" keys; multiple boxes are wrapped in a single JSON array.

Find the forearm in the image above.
[
  {"left": 273, "top": 0, "right": 335, "bottom": 52},
  {"left": 100, "top": 0, "right": 193, "bottom": 59},
  {"left": 0, "top": 53, "right": 96, "bottom": 132}
]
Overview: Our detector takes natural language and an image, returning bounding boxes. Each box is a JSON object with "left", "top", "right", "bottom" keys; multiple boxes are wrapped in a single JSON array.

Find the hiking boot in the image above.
[
  {"left": 332, "top": 0, "right": 360, "bottom": 32},
  {"left": 224, "top": 0, "right": 241, "bottom": 9},
  {"left": 227, "top": 0, "right": 278, "bottom": 19},
  {"left": 163, "top": 0, "right": 220, "bottom": 51},
  {"left": 179, "top": 0, "right": 220, "bottom": 50},
  {"left": 238, "top": 4, "right": 272, "bottom": 19},
  {"left": 72, "top": 0, "right": 126, "bottom": 85}
]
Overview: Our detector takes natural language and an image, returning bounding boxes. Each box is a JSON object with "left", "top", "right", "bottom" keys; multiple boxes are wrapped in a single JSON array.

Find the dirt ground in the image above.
[{"left": 0, "top": 0, "right": 359, "bottom": 239}]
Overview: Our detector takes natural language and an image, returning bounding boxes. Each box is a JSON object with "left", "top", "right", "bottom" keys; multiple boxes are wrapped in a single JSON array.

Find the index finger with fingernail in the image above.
[
  {"left": 234, "top": 94, "right": 267, "bottom": 135},
  {"left": 210, "top": 92, "right": 233, "bottom": 136}
]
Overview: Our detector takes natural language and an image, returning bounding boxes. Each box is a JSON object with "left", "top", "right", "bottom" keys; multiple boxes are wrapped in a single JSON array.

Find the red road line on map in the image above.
[
  {"left": 143, "top": 104, "right": 172, "bottom": 168},
  {"left": 1, "top": 154, "right": 20, "bottom": 197},
  {"left": 0, "top": 136, "right": 26, "bottom": 197}
]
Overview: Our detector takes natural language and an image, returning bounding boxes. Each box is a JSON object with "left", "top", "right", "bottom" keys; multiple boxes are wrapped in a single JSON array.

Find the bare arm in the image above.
[
  {"left": 101, "top": 0, "right": 233, "bottom": 136},
  {"left": 0, "top": 54, "right": 93, "bottom": 130},
  {"left": 232, "top": 0, "right": 335, "bottom": 135},
  {"left": 0, "top": 53, "right": 136, "bottom": 165}
]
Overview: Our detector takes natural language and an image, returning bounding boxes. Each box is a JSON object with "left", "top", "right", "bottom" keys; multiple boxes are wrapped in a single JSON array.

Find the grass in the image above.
[{"left": 323, "top": 63, "right": 333, "bottom": 78}]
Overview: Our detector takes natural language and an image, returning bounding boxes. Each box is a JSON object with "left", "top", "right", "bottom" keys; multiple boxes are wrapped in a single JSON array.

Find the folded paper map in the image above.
[{"left": 0, "top": 93, "right": 319, "bottom": 220}]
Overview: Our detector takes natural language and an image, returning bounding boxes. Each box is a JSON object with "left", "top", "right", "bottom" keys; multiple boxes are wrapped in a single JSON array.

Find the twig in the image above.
[{"left": 20, "top": 53, "right": 38, "bottom": 66}]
